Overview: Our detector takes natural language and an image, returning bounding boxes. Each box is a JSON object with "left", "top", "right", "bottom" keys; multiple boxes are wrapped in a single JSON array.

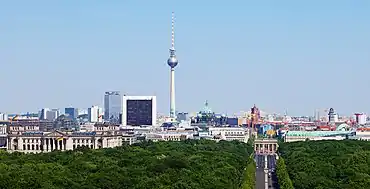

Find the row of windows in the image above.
[
  {"left": 22, "top": 138, "right": 66, "bottom": 144},
  {"left": 164, "top": 135, "right": 183, "bottom": 138},
  {"left": 21, "top": 144, "right": 64, "bottom": 151},
  {"left": 72, "top": 144, "right": 99, "bottom": 150},
  {"left": 20, "top": 138, "right": 118, "bottom": 144},
  {"left": 73, "top": 139, "right": 94, "bottom": 144},
  {"left": 211, "top": 131, "right": 245, "bottom": 135},
  {"left": 11, "top": 126, "right": 38, "bottom": 131},
  {"left": 165, "top": 138, "right": 181, "bottom": 141},
  {"left": 23, "top": 139, "right": 41, "bottom": 143},
  {"left": 20, "top": 144, "right": 100, "bottom": 151},
  {"left": 72, "top": 138, "right": 118, "bottom": 143},
  {"left": 23, "top": 144, "right": 42, "bottom": 151}
]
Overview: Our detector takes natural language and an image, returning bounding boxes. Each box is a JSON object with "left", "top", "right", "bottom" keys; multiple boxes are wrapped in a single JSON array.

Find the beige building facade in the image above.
[{"left": 6, "top": 123, "right": 122, "bottom": 153}]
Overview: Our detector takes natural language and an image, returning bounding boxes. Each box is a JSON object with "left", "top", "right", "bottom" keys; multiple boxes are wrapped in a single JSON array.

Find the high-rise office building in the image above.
[
  {"left": 88, "top": 105, "right": 100, "bottom": 123},
  {"left": 46, "top": 109, "right": 60, "bottom": 121},
  {"left": 122, "top": 96, "right": 157, "bottom": 126},
  {"left": 104, "top": 91, "right": 122, "bottom": 123},
  {"left": 39, "top": 108, "right": 50, "bottom": 120},
  {"left": 65, "top": 107, "right": 78, "bottom": 120},
  {"left": 98, "top": 107, "right": 103, "bottom": 122},
  {"left": 39, "top": 108, "right": 59, "bottom": 121}
]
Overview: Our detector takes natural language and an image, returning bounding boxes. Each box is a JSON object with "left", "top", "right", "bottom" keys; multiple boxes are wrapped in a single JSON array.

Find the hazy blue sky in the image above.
[{"left": 0, "top": 0, "right": 369, "bottom": 116}]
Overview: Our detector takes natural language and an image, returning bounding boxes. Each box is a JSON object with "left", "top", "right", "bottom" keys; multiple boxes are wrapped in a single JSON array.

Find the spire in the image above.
[{"left": 171, "top": 12, "right": 175, "bottom": 50}]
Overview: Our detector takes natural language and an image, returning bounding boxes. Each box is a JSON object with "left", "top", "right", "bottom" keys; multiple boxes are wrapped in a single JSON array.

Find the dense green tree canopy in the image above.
[
  {"left": 280, "top": 140, "right": 370, "bottom": 189},
  {"left": 0, "top": 140, "right": 252, "bottom": 189}
]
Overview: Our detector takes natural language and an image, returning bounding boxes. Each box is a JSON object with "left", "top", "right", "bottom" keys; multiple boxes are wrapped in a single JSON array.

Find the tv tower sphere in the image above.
[{"left": 167, "top": 55, "right": 178, "bottom": 68}]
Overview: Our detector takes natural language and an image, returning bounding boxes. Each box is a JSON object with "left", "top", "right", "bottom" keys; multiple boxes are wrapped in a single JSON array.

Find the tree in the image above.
[{"left": 0, "top": 140, "right": 253, "bottom": 189}]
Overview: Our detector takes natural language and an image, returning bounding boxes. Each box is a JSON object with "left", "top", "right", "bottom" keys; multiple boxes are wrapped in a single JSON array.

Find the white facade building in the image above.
[
  {"left": 354, "top": 131, "right": 370, "bottom": 141},
  {"left": 88, "top": 106, "right": 100, "bottom": 123},
  {"left": 98, "top": 107, "right": 103, "bottom": 122},
  {"left": 354, "top": 114, "right": 367, "bottom": 125},
  {"left": 328, "top": 114, "right": 339, "bottom": 123},
  {"left": 146, "top": 132, "right": 194, "bottom": 142},
  {"left": 0, "top": 113, "right": 8, "bottom": 121},
  {"left": 0, "top": 125, "right": 7, "bottom": 135},
  {"left": 122, "top": 96, "right": 157, "bottom": 126},
  {"left": 208, "top": 127, "right": 250, "bottom": 143}
]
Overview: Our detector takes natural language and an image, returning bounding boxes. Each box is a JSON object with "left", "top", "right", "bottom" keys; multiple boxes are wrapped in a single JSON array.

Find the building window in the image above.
[
  {"left": 36, "top": 145, "right": 39, "bottom": 150},
  {"left": 90, "top": 145, "right": 93, "bottom": 149},
  {"left": 23, "top": 145, "right": 26, "bottom": 150},
  {"left": 27, "top": 144, "right": 30, "bottom": 150},
  {"left": 32, "top": 145, "right": 34, "bottom": 150},
  {"left": 73, "top": 145, "right": 76, "bottom": 150}
]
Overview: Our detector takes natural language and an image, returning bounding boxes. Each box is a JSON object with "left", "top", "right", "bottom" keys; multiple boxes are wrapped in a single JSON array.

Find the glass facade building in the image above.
[
  {"left": 126, "top": 100, "right": 153, "bottom": 126},
  {"left": 65, "top": 108, "right": 78, "bottom": 120},
  {"left": 104, "top": 91, "right": 122, "bottom": 124},
  {"left": 122, "top": 96, "right": 157, "bottom": 126}
]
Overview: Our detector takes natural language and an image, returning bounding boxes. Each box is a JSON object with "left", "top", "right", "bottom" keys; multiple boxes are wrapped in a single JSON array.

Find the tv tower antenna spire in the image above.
[{"left": 171, "top": 11, "right": 175, "bottom": 50}]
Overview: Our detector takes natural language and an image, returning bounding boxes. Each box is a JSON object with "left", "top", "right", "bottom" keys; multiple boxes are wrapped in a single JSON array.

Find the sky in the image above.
[{"left": 0, "top": 0, "right": 369, "bottom": 116}]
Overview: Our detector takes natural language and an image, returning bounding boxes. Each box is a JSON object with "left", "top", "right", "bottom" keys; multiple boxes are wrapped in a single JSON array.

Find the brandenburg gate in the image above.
[{"left": 254, "top": 139, "right": 278, "bottom": 154}]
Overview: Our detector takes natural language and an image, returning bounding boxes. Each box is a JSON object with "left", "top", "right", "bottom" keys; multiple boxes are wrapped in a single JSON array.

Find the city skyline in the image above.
[{"left": 1, "top": 0, "right": 369, "bottom": 115}]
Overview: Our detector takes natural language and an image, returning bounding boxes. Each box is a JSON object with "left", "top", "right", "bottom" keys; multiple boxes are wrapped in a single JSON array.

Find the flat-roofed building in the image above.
[{"left": 284, "top": 130, "right": 353, "bottom": 142}]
